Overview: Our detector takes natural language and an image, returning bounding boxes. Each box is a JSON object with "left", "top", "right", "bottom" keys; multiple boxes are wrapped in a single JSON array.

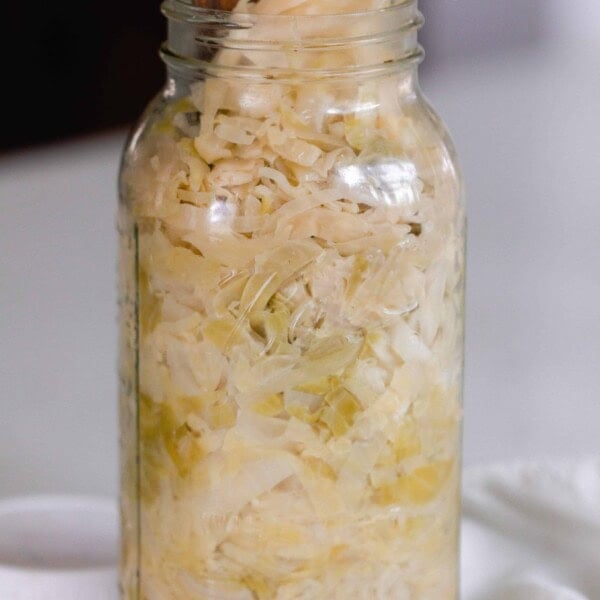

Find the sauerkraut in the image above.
[{"left": 119, "top": 1, "right": 464, "bottom": 598}]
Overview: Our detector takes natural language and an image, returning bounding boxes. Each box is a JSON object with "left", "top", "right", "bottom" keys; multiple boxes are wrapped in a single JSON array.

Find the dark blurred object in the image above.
[{"left": 1, "top": 1, "right": 164, "bottom": 153}]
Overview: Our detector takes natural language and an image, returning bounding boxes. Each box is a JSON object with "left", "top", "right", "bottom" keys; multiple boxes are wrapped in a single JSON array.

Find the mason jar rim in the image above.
[
  {"left": 160, "top": 0, "right": 423, "bottom": 81},
  {"left": 162, "top": 0, "right": 418, "bottom": 23}
]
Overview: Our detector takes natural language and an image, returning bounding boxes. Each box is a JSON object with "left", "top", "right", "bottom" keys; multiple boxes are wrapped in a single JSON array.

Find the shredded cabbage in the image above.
[{"left": 120, "top": 0, "right": 464, "bottom": 598}]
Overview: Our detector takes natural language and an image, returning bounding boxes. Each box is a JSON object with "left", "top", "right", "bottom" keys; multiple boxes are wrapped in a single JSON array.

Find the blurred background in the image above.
[{"left": 1, "top": 1, "right": 599, "bottom": 498}]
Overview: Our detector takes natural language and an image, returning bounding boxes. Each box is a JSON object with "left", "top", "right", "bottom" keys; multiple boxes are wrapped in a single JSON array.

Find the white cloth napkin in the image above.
[
  {"left": 462, "top": 458, "right": 600, "bottom": 600},
  {"left": 1, "top": 459, "right": 599, "bottom": 599}
]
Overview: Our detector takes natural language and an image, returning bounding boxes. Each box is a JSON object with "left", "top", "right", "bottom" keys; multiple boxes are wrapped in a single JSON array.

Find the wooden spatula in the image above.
[{"left": 194, "top": 0, "right": 240, "bottom": 10}]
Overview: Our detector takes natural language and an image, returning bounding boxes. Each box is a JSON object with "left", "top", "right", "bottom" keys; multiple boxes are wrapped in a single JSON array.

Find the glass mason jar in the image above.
[{"left": 119, "top": 1, "right": 465, "bottom": 598}]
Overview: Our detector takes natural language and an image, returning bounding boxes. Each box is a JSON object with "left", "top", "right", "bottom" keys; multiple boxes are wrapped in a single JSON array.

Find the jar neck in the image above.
[{"left": 160, "top": 0, "right": 423, "bottom": 84}]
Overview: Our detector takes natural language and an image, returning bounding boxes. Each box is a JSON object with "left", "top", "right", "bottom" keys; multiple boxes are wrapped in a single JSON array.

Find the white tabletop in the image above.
[{"left": 1, "top": 37, "right": 599, "bottom": 498}]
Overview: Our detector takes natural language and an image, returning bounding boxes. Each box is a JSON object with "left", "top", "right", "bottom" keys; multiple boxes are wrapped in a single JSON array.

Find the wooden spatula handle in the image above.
[{"left": 194, "top": 0, "right": 240, "bottom": 10}]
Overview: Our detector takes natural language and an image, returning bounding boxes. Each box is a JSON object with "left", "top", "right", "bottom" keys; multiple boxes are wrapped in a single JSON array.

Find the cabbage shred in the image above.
[{"left": 120, "top": 1, "right": 464, "bottom": 598}]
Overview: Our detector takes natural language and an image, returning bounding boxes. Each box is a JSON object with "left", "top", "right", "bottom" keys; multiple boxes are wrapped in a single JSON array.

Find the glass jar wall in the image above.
[{"left": 119, "top": 1, "right": 465, "bottom": 598}]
